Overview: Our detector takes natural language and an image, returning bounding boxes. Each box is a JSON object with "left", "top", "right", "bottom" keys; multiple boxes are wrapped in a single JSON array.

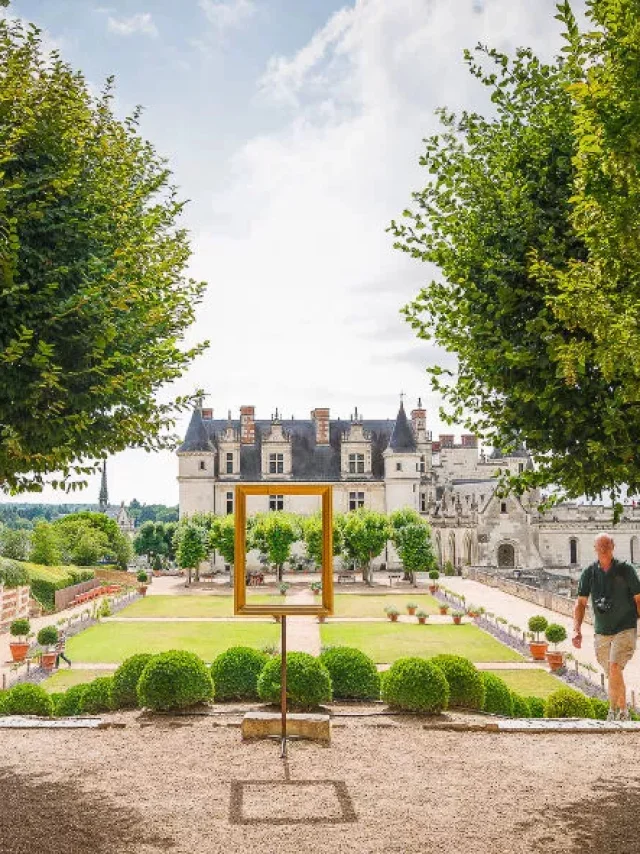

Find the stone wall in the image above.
[{"left": 0, "top": 585, "right": 30, "bottom": 632}]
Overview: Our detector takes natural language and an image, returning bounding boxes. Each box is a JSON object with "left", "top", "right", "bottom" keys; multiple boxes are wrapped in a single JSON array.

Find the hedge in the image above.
[
  {"left": 382, "top": 657, "right": 449, "bottom": 714},
  {"left": 55, "top": 684, "right": 90, "bottom": 717},
  {"left": 511, "top": 692, "right": 531, "bottom": 718},
  {"left": 429, "top": 654, "right": 485, "bottom": 710},
  {"left": 79, "top": 677, "right": 115, "bottom": 714},
  {"left": 544, "top": 688, "right": 594, "bottom": 719},
  {"left": 258, "top": 652, "right": 332, "bottom": 710},
  {"left": 480, "top": 673, "right": 513, "bottom": 716},
  {"left": 137, "top": 650, "right": 214, "bottom": 711},
  {"left": 112, "top": 654, "right": 154, "bottom": 708},
  {"left": 2, "top": 683, "right": 53, "bottom": 717},
  {"left": 210, "top": 647, "right": 268, "bottom": 701},
  {"left": 590, "top": 697, "right": 610, "bottom": 721},
  {"left": 318, "top": 647, "right": 380, "bottom": 700},
  {"left": 524, "top": 696, "right": 545, "bottom": 718}
]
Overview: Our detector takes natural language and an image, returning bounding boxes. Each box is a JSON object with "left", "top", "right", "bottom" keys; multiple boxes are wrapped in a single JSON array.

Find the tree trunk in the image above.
[
  {"left": 186, "top": 567, "right": 192, "bottom": 587},
  {"left": 194, "top": 565, "right": 200, "bottom": 582},
  {"left": 229, "top": 563, "right": 234, "bottom": 587},
  {"left": 277, "top": 563, "right": 283, "bottom": 583}
]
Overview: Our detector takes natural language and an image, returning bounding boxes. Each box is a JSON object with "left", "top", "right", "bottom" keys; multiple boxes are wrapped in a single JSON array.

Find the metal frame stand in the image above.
[{"left": 280, "top": 615, "right": 288, "bottom": 759}]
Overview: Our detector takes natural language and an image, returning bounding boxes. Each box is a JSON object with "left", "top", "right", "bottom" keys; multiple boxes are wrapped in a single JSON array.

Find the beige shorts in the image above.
[{"left": 594, "top": 628, "right": 637, "bottom": 670}]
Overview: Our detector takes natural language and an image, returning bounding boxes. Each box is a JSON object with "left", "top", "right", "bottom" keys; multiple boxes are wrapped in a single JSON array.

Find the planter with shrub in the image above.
[
  {"left": 9, "top": 618, "right": 31, "bottom": 663},
  {"left": 544, "top": 624, "right": 568, "bottom": 671},
  {"left": 318, "top": 646, "right": 380, "bottom": 700},
  {"left": 451, "top": 610, "right": 465, "bottom": 625},
  {"left": 2, "top": 683, "right": 53, "bottom": 717},
  {"left": 544, "top": 687, "right": 595, "bottom": 719},
  {"left": 137, "top": 650, "right": 214, "bottom": 711},
  {"left": 416, "top": 609, "right": 428, "bottom": 625},
  {"left": 381, "top": 657, "right": 449, "bottom": 714},
  {"left": 257, "top": 651, "right": 332, "bottom": 710},
  {"left": 210, "top": 646, "right": 268, "bottom": 701},
  {"left": 428, "top": 569, "right": 440, "bottom": 593},
  {"left": 79, "top": 677, "right": 114, "bottom": 714},
  {"left": 430, "top": 654, "right": 485, "bottom": 710},
  {"left": 480, "top": 672, "right": 514, "bottom": 716},
  {"left": 111, "top": 653, "right": 154, "bottom": 708},
  {"left": 37, "top": 625, "right": 59, "bottom": 670},
  {"left": 136, "top": 571, "right": 149, "bottom": 596},
  {"left": 406, "top": 602, "right": 418, "bottom": 616},
  {"left": 384, "top": 605, "right": 400, "bottom": 622},
  {"left": 527, "top": 615, "right": 549, "bottom": 661},
  {"left": 310, "top": 581, "right": 322, "bottom": 595},
  {"left": 278, "top": 582, "right": 290, "bottom": 595},
  {"left": 439, "top": 604, "right": 449, "bottom": 616}
]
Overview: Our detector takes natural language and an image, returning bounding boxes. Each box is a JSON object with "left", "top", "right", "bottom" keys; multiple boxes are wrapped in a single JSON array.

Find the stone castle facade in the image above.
[{"left": 177, "top": 400, "right": 640, "bottom": 574}]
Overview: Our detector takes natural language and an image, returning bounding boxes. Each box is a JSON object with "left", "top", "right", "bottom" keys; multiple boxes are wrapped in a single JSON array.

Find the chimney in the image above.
[
  {"left": 311, "top": 407, "right": 330, "bottom": 445},
  {"left": 411, "top": 398, "right": 426, "bottom": 434},
  {"left": 461, "top": 434, "right": 478, "bottom": 448},
  {"left": 439, "top": 434, "right": 454, "bottom": 448},
  {"left": 201, "top": 408, "right": 213, "bottom": 420},
  {"left": 240, "top": 405, "right": 255, "bottom": 445}
]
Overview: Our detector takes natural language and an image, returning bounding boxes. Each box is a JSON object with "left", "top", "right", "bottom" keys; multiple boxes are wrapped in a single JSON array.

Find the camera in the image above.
[{"left": 595, "top": 597, "right": 612, "bottom": 614}]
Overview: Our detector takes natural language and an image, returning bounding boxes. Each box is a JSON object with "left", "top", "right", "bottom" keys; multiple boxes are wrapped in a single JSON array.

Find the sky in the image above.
[{"left": 3, "top": 0, "right": 586, "bottom": 506}]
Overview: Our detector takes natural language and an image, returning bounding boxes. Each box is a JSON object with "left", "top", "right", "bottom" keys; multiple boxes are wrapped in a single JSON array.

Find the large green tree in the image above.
[
  {"left": 0, "top": 19, "right": 207, "bottom": 493},
  {"left": 249, "top": 512, "right": 300, "bottom": 583},
  {"left": 208, "top": 514, "right": 236, "bottom": 584},
  {"left": 341, "top": 509, "right": 389, "bottom": 586},
  {"left": 175, "top": 521, "right": 208, "bottom": 586},
  {"left": 390, "top": 0, "right": 640, "bottom": 512}
]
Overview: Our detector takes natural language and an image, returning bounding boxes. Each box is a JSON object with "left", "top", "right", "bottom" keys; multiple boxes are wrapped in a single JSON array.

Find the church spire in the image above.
[{"left": 99, "top": 461, "right": 109, "bottom": 511}]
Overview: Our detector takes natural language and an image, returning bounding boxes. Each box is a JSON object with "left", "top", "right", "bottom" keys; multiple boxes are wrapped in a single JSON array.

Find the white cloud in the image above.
[
  {"left": 107, "top": 12, "right": 158, "bottom": 38},
  {"left": 198, "top": 0, "right": 256, "bottom": 31}
]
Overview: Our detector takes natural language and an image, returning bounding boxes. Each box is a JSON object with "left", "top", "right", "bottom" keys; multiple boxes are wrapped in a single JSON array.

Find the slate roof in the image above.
[
  {"left": 179, "top": 408, "right": 214, "bottom": 453},
  {"left": 388, "top": 402, "right": 417, "bottom": 452}
]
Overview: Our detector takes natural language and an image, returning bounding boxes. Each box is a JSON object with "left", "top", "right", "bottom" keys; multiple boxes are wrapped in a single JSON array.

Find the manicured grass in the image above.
[
  {"left": 484, "top": 669, "right": 566, "bottom": 699},
  {"left": 117, "top": 594, "right": 283, "bottom": 618},
  {"left": 66, "top": 621, "right": 280, "bottom": 663},
  {"left": 42, "top": 669, "right": 110, "bottom": 692},
  {"left": 320, "top": 623, "right": 523, "bottom": 663},
  {"left": 333, "top": 594, "right": 440, "bottom": 617}
]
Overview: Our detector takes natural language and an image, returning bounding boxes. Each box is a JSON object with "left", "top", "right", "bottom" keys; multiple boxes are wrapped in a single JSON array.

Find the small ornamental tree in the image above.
[
  {"left": 249, "top": 513, "right": 300, "bottom": 583},
  {"left": 545, "top": 623, "right": 568, "bottom": 650},
  {"left": 301, "top": 512, "right": 344, "bottom": 570},
  {"left": 341, "top": 509, "right": 390, "bottom": 586},
  {"left": 528, "top": 616, "right": 549, "bottom": 642},
  {"left": 208, "top": 515, "right": 235, "bottom": 584},
  {"left": 394, "top": 521, "right": 436, "bottom": 586},
  {"left": 175, "top": 521, "right": 208, "bottom": 586},
  {"left": 9, "top": 618, "right": 30, "bottom": 640},
  {"left": 37, "top": 626, "right": 58, "bottom": 649}
]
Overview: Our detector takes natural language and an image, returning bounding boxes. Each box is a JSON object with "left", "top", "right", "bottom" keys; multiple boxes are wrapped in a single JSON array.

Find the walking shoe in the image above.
[
  {"left": 606, "top": 708, "right": 617, "bottom": 722},
  {"left": 618, "top": 708, "right": 630, "bottom": 722}
]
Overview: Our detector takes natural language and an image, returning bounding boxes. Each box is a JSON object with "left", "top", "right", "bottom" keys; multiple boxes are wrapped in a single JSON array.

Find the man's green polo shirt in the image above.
[{"left": 577, "top": 559, "right": 640, "bottom": 635}]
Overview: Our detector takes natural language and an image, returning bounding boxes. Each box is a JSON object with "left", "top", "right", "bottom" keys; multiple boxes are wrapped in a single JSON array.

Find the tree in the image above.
[
  {"left": 133, "top": 521, "right": 167, "bottom": 565},
  {"left": 163, "top": 522, "right": 178, "bottom": 562},
  {"left": 0, "top": 20, "right": 207, "bottom": 493},
  {"left": 175, "top": 522, "right": 207, "bottom": 586},
  {"left": 208, "top": 515, "right": 236, "bottom": 584},
  {"left": 249, "top": 513, "right": 300, "bottom": 582},
  {"left": 341, "top": 509, "right": 390, "bottom": 586},
  {"left": 112, "top": 531, "right": 133, "bottom": 570},
  {"left": 389, "top": 508, "right": 435, "bottom": 583},
  {"left": 389, "top": 1, "right": 640, "bottom": 511},
  {"left": 301, "top": 512, "right": 344, "bottom": 568},
  {"left": 0, "top": 527, "right": 30, "bottom": 560},
  {"left": 71, "top": 526, "right": 109, "bottom": 566},
  {"left": 53, "top": 511, "right": 121, "bottom": 565},
  {"left": 29, "top": 521, "right": 62, "bottom": 566}
]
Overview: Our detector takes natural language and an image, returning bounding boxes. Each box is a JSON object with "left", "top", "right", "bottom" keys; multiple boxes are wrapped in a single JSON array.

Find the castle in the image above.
[{"left": 177, "top": 400, "right": 640, "bottom": 574}]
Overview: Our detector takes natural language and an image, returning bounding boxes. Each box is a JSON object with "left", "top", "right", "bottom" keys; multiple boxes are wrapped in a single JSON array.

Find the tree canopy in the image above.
[
  {"left": 390, "top": 0, "right": 640, "bottom": 511},
  {"left": 0, "top": 19, "right": 207, "bottom": 493}
]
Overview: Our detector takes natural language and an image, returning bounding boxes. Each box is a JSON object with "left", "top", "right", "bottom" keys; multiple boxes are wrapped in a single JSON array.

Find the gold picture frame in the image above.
[{"left": 233, "top": 484, "right": 334, "bottom": 616}]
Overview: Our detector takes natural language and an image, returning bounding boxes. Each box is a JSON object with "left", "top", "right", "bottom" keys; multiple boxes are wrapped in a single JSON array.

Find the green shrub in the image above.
[
  {"left": 319, "top": 646, "right": 380, "bottom": 700},
  {"left": 381, "top": 657, "right": 449, "bottom": 714},
  {"left": 527, "top": 615, "right": 549, "bottom": 641},
  {"left": 210, "top": 647, "right": 268, "bottom": 701},
  {"left": 3, "top": 683, "right": 53, "bottom": 716},
  {"left": 545, "top": 623, "right": 568, "bottom": 648},
  {"left": 444, "top": 561, "right": 455, "bottom": 576},
  {"left": 511, "top": 692, "right": 531, "bottom": 718},
  {"left": 544, "top": 688, "right": 594, "bottom": 719},
  {"left": 36, "top": 625, "right": 58, "bottom": 647},
  {"left": 137, "top": 571, "right": 149, "bottom": 584},
  {"left": 30, "top": 576, "right": 73, "bottom": 612},
  {"left": 79, "top": 677, "right": 114, "bottom": 714},
  {"left": 55, "top": 684, "right": 90, "bottom": 717},
  {"left": 524, "top": 696, "right": 545, "bottom": 718},
  {"left": 429, "top": 655, "right": 485, "bottom": 710},
  {"left": 9, "top": 618, "right": 30, "bottom": 638},
  {"left": 137, "top": 650, "right": 214, "bottom": 711},
  {"left": 480, "top": 673, "right": 514, "bottom": 716},
  {"left": 111, "top": 654, "right": 154, "bottom": 708},
  {"left": 49, "top": 693, "right": 65, "bottom": 715},
  {"left": 0, "top": 690, "right": 8, "bottom": 715},
  {"left": 590, "top": 697, "right": 610, "bottom": 720},
  {"left": 257, "top": 652, "right": 332, "bottom": 710},
  {"left": 429, "top": 569, "right": 440, "bottom": 580},
  {"left": 0, "top": 558, "right": 30, "bottom": 588}
]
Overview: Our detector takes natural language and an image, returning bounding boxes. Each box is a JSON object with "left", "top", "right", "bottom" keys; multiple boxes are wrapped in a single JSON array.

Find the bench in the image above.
[
  {"left": 337, "top": 572, "right": 357, "bottom": 584},
  {"left": 388, "top": 573, "right": 403, "bottom": 586}
]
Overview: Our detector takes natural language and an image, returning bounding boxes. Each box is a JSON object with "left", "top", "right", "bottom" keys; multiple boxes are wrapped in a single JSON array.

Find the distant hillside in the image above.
[{"left": 0, "top": 502, "right": 178, "bottom": 530}]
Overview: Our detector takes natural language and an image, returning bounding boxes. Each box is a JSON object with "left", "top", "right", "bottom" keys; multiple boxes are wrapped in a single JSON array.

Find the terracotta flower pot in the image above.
[
  {"left": 407, "top": 607, "right": 416, "bottom": 616},
  {"left": 529, "top": 641, "right": 548, "bottom": 661},
  {"left": 546, "top": 650, "right": 564, "bottom": 671},
  {"left": 452, "top": 616, "right": 462, "bottom": 625},
  {"left": 9, "top": 641, "right": 30, "bottom": 663},
  {"left": 138, "top": 585, "right": 148, "bottom": 597},
  {"left": 417, "top": 616, "right": 427, "bottom": 625},
  {"left": 439, "top": 607, "right": 448, "bottom": 616},
  {"left": 429, "top": 585, "right": 437, "bottom": 594},
  {"left": 387, "top": 614, "right": 399, "bottom": 622},
  {"left": 40, "top": 651, "right": 57, "bottom": 671},
  {"left": 317, "top": 615, "right": 326, "bottom": 624}
]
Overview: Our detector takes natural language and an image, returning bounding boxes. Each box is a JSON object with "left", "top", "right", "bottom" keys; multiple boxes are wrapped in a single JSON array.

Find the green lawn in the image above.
[
  {"left": 333, "top": 594, "right": 440, "bottom": 617},
  {"left": 320, "top": 623, "right": 523, "bottom": 663},
  {"left": 484, "top": 669, "right": 565, "bottom": 699},
  {"left": 66, "top": 621, "right": 280, "bottom": 663},
  {"left": 117, "top": 594, "right": 284, "bottom": 618},
  {"left": 42, "top": 669, "right": 111, "bottom": 692}
]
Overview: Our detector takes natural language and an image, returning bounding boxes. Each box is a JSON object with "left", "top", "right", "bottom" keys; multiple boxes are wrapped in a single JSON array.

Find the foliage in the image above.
[
  {"left": 29, "top": 522, "right": 62, "bottom": 565},
  {"left": 111, "top": 653, "right": 154, "bottom": 708},
  {"left": 394, "top": 520, "right": 436, "bottom": 583},
  {"left": 444, "top": 561, "right": 455, "bottom": 576},
  {"left": 528, "top": 616, "right": 549, "bottom": 641},
  {"left": 416, "top": 609, "right": 428, "bottom": 619},
  {"left": 545, "top": 623, "right": 568, "bottom": 649},
  {"left": 249, "top": 512, "right": 300, "bottom": 583},
  {"left": 429, "top": 569, "right": 440, "bottom": 580},
  {"left": 301, "top": 512, "right": 344, "bottom": 567},
  {"left": 257, "top": 652, "right": 332, "bottom": 710},
  {"left": 137, "top": 650, "right": 214, "bottom": 711},
  {"left": 0, "top": 557, "right": 28, "bottom": 587},
  {"left": 480, "top": 673, "right": 514, "bottom": 716},
  {"left": 0, "top": 20, "right": 207, "bottom": 493},
  {"left": 134, "top": 521, "right": 168, "bottom": 564},
  {"left": 384, "top": 605, "right": 399, "bottom": 616},
  {"left": 37, "top": 625, "right": 58, "bottom": 647},
  {"left": 525, "top": 696, "right": 546, "bottom": 718},
  {"left": 340, "top": 509, "right": 389, "bottom": 585},
  {"left": 78, "top": 677, "right": 114, "bottom": 714},
  {"left": 430, "top": 654, "right": 485, "bottom": 710},
  {"left": 381, "top": 657, "right": 449, "bottom": 714},
  {"left": 0, "top": 528, "right": 30, "bottom": 560},
  {"left": 3, "top": 683, "right": 53, "bottom": 716},
  {"left": 544, "top": 687, "right": 595, "bottom": 719},
  {"left": 9, "top": 618, "right": 30, "bottom": 639},
  {"left": 27, "top": 562, "right": 94, "bottom": 612},
  {"left": 318, "top": 646, "right": 380, "bottom": 700},
  {"left": 210, "top": 646, "right": 268, "bottom": 701},
  {"left": 590, "top": 697, "right": 610, "bottom": 721},
  {"left": 54, "top": 684, "right": 90, "bottom": 717},
  {"left": 207, "top": 514, "right": 235, "bottom": 570},
  {"left": 175, "top": 521, "right": 208, "bottom": 584},
  {"left": 136, "top": 571, "right": 149, "bottom": 584},
  {"left": 511, "top": 692, "right": 531, "bottom": 718}
]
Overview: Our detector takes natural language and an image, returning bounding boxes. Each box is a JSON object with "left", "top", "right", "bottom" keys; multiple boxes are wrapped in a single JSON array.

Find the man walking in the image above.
[
  {"left": 55, "top": 629, "right": 72, "bottom": 668},
  {"left": 573, "top": 533, "right": 640, "bottom": 720}
]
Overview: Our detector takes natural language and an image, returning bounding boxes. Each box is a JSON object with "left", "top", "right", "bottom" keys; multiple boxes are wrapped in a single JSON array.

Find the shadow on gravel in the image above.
[
  {"left": 516, "top": 777, "right": 640, "bottom": 854},
  {"left": 0, "top": 767, "right": 174, "bottom": 854}
]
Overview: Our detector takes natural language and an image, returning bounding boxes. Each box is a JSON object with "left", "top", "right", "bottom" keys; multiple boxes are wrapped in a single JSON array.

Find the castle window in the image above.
[
  {"left": 518, "top": 463, "right": 524, "bottom": 473},
  {"left": 269, "top": 495, "right": 284, "bottom": 511},
  {"left": 420, "top": 456, "right": 426, "bottom": 473},
  {"left": 348, "top": 453, "right": 365, "bottom": 474},
  {"left": 226, "top": 491, "right": 233, "bottom": 515},
  {"left": 420, "top": 493, "right": 427, "bottom": 512},
  {"left": 199, "top": 461, "right": 206, "bottom": 471},
  {"left": 349, "top": 491, "right": 365, "bottom": 511},
  {"left": 396, "top": 462, "right": 402, "bottom": 472},
  {"left": 569, "top": 538, "right": 578, "bottom": 565},
  {"left": 269, "top": 453, "right": 284, "bottom": 474},
  {"left": 226, "top": 452, "right": 233, "bottom": 474},
  {"left": 500, "top": 501, "right": 507, "bottom": 514}
]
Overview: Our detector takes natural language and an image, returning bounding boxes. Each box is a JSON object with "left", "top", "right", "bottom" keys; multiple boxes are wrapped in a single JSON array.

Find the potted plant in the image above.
[
  {"left": 317, "top": 613, "right": 327, "bottom": 624},
  {"left": 384, "top": 605, "right": 400, "bottom": 622},
  {"left": 9, "top": 618, "right": 31, "bottom": 663},
  {"left": 438, "top": 603, "right": 449, "bottom": 616},
  {"left": 451, "top": 609, "right": 465, "bottom": 625},
  {"left": 406, "top": 601, "right": 418, "bottom": 616},
  {"left": 278, "top": 581, "right": 290, "bottom": 595},
  {"left": 466, "top": 604, "right": 480, "bottom": 618},
  {"left": 544, "top": 623, "right": 567, "bottom": 671},
  {"left": 137, "top": 570, "right": 149, "bottom": 596},
  {"left": 37, "top": 625, "right": 59, "bottom": 671},
  {"left": 428, "top": 569, "right": 440, "bottom": 594},
  {"left": 416, "top": 609, "right": 428, "bottom": 625},
  {"left": 528, "top": 615, "right": 549, "bottom": 661},
  {"left": 310, "top": 581, "right": 322, "bottom": 595}
]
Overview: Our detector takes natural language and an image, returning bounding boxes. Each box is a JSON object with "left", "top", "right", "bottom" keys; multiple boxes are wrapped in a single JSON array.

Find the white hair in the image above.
[{"left": 594, "top": 533, "right": 615, "bottom": 548}]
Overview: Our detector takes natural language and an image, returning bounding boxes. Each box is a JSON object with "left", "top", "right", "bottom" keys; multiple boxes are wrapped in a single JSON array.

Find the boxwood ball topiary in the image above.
[
  {"left": 0, "top": 691, "right": 8, "bottom": 715},
  {"left": 79, "top": 677, "right": 114, "bottom": 714},
  {"left": 318, "top": 646, "right": 380, "bottom": 700},
  {"left": 480, "top": 673, "right": 514, "bottom": 716},
  {"left": 511, "top": 692, "right": 531, "bottom": 718},
  {"left": 524, "top": 696, "right": 545, "bottom": 718},
  {"left": 257, "top": 652, "right": 332, "bottom": 710},
  {"left": 591, "top": 697, "right": 610, "bottom": 720},
  {"left": 544, "top": 687, "right": 595, "bottom": 719},
  {"left": 210, "top": 646, "right": 268, "bottom": 701},
  {"left": 381, "top": 657, "right": 449, "bottom": 714},
  {"left": 429, "top": 654, "right": 485, "bottom": 710},
  {"left": 4, "top": 683, "right": 53, "bottom": 717},
  {"left": 55, "top": 684, "right": 90, "bottom": 717},
  {"left": 112, "top": 653, "right": 154, "bottom": 708},
  {"left": 137, "top": 650, "right": 214, "bottom": 711}
]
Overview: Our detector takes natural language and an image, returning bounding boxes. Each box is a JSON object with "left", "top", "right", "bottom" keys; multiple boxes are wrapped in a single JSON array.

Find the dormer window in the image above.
[
  {"left": 226, "top": 452, "right": 233, "bottom": 474},
  {"left": 501, "top": 501, "right": 507, "bottom": 514},
  {"left": 269, "top": 453, "right": 284, "bottom": 474},
  {"left": 348, "top": 453, "right": 365, "bottom": 474}
]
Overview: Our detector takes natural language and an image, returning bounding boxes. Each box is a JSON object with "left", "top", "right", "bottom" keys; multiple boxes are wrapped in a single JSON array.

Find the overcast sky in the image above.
[{"left": 4, "top": 0, "right": 585, "bottom": 507}]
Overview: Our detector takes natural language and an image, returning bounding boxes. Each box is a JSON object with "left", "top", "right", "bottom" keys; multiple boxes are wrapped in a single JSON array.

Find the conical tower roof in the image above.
[
  {"left": 178, "top": 407, "right": 213, "bottom": 453},
  {"left": 388, "top": 400, "right": 416, "bottom": 452},
  {"left": 99, "top": 461, "right": 109, "bottom": 511}
]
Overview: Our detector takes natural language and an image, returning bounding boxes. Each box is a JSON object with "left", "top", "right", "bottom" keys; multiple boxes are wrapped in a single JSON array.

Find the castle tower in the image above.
[
  {"left": 99, "top": 461, "right": 109, "bottom": 512},
  {"left": 177, "top": 406, "right": 216, "bottom": 517},
  {"left": 383, "top": 399, "right": 421, "bottom": 513}
]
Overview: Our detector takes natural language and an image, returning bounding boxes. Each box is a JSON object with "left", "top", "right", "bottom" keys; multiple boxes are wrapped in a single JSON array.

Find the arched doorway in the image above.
[
  {"left": 497, "top": 543, "right": 515, "bottom": 568},
  {"left": 448, "top": 532, "right": 456, "bottom": 568},
  {"left": 631, "top": 536, "right": 639, "bottom": 564},
  {"left": 463, "top": 534, "right": 473, "bottom": 566},
  {"left": 569, "top": 538, "right": 578, "bottom": 565}
]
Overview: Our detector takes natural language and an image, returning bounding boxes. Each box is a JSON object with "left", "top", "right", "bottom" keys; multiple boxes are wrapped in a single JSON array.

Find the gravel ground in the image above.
[{"left": 1, "top": 708, "right": 640, "bottom": 854}]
